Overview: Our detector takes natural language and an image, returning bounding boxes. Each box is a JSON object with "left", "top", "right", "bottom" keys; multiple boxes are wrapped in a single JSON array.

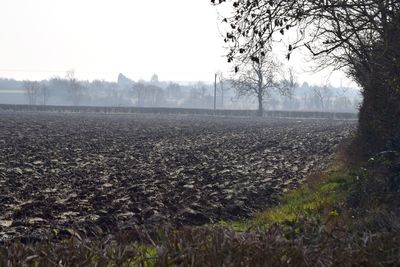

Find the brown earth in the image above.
[{"left": 0, "top": 112, "right": 355, "bottom": 241}]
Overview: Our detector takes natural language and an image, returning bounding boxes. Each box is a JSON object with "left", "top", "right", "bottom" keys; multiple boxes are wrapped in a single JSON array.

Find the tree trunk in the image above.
[{"left": 257, "top": 93, "right": 263, "bottom": 117}]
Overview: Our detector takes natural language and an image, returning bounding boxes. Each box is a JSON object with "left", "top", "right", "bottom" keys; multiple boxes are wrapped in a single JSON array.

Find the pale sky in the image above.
[{"left": 0, "top": 0, "right": 356, "bottom": 87}]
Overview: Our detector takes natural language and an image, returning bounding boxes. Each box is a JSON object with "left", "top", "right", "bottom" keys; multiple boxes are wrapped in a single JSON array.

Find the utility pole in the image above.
[
  {"left": 214, "top": 73, "right": 217, "bottom": 111},
  {"left": 220, "top": 74, "right": 224, "bottom": 109}
]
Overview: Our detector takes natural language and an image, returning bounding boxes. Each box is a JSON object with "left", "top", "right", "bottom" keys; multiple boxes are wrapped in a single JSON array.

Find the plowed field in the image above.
[{"left": 0, "top": 112, "right": 355, "bottom": 241}]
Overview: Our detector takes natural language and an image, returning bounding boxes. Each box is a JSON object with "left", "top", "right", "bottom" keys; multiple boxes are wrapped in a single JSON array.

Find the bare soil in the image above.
[{"left": 0, "top": 112, "right": 355, "bottom": 241}]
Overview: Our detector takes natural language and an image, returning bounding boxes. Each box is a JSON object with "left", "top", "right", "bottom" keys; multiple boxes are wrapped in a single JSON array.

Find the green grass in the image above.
[{"left": 218, "top": 169, "right": 355, "bottom": 231}]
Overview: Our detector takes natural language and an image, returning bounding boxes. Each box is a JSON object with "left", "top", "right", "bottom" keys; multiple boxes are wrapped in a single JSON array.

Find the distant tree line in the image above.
[{"left": 0, "top": 73, "right": 360, "bottom": 112}]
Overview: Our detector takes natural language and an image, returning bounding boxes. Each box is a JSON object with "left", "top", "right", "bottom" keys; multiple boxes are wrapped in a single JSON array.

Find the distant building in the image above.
[{"left": 117, "top": 73, "right": 134, "bottom": 88}]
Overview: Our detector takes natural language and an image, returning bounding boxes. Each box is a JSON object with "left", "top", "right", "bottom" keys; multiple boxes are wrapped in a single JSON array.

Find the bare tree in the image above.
[
  {"left": 280, "top": 67, "right": 298, "bottom": 109},
  {"left": 213, "top": 0, "right": 400, "bottom": 154},
  {"left": 40, "top": 84, "right": 49, "bottom": 105},
  {"left": 334, "top": 87, "right": 351, "bottom": 110},
  {"left": 214, "top": 0, "right": 397, "bottom": 70},
  {"left": 145, "top": 84, "right": 165, "bottom": 106},
  {"left": 66, "top": 70, "right": 82, "bottom": 106},
  {"left": 216, "top": 71, "right": 225, "bottom": 108},
  {"left": 166, "top": 82, "right": 182, "bottom": 100},
  {"left": 24, "top": 81, "right": 50, "bottom": 105},
  {"left": 133, "top": 82, "right": 145, "bottom": 107},
  {"left": 132, "top": 82, "right": 164, "bottom": 107},
  {"left": 232, "top": 53, "right": 282, "bottom": 116},
  {"left": 23, "top": 81, "right": 40, "bottom": 105},
  {"left": 110, "top": 82, "right": 122, "bottom": 106},
  {"left": 312, "top": 86, "right": 333, "bottom": 110},
  {"left": 313, "top": 87, "right": 324, "bottom": 110},
  {"left": 282, "top": 68, "right": 297, "bottom": 100}
]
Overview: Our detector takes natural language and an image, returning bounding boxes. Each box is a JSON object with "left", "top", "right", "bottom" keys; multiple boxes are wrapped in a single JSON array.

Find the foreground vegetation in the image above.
[{"left": 1, "top": 147, "right": 399, "bottom": 266}]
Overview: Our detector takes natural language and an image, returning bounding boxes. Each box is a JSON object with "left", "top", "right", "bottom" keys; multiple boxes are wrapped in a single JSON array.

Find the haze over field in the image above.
[{"left": 0, "top": 0, "right": 355, "bottom": 87}]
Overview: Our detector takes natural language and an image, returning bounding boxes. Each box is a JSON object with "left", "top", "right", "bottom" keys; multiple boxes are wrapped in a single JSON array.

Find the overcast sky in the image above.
[{"left": 0, "top": 0, "right": 356, "bottom": 87}]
